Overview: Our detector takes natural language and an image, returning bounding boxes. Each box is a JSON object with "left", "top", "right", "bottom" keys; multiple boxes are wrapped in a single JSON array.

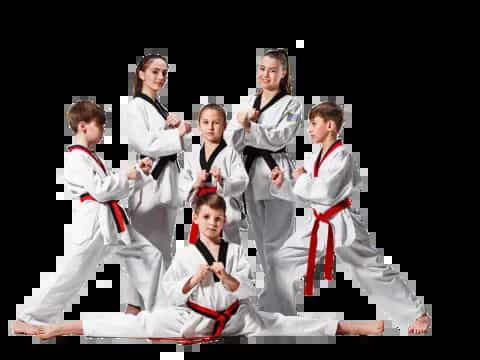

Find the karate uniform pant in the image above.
[
  {"left": 266, "top": 232, "right": 426, "bottom": 331},
  {"left": 82, "top": 305, "right": 339, "bottom": 338},
  {"left": 19, "top": 221, "right": 164, "bottom": 325},
  {"left": 245, "top": 189, "right": 295, "bottom": 312},
  {"left": 119, "top": 204, "right": 177, "bottom": 310}
]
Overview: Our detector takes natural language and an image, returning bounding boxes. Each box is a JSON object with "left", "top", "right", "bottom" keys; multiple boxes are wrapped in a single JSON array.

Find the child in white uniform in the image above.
[
  {"left": 13, "top": 101, "right": 157, "bottom": 335},
  {"left": 179, "top": 104, "right": 249, "bottom": 247},
  {"left": 268, "top": 102, "right": 431, "bottom": 335},
  {"left": 35, "top": 194, "right": 384, "bottom": 340}
]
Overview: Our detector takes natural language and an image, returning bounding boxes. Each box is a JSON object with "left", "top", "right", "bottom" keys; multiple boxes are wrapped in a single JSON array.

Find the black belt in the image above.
[
  {"left": 140, "top": 154, "right": 178, "bottom": 180},
  {"left": 243, "top": 146, "right": 286, "bottom": 173}
]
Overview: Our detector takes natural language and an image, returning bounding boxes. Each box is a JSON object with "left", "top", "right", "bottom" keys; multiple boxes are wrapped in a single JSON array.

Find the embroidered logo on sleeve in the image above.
[{"left": 286, "top": 112, "right": 298, "bottom": 122}]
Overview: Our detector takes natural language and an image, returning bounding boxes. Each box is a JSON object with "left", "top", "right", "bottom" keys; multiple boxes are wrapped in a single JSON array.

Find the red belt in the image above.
[
  {"left": 186, "top": 299, "right": 240, "bottom": 338},
  {"left": 305, "top": 198, "right": 352, "bottom": 296},
  {"left": 80, "top": 194, "right": 129, "bottom": 233},
  {"left": 188, "top": 186, "right": 217, "bottom": 244}
]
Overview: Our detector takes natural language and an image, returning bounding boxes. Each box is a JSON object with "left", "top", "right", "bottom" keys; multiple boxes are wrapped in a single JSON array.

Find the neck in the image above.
[
  {"left": 141, "top": 87, "right": 157, "bottom": 101},
  {"left": 204, "top": 140, "right": 221, "bottom": 151},
  {"left": 262, "top": 88, "right": 279, "bottom": 102},
  {"left": 320, "top": 135, "right": 338, "bottom": 157},
  {"left": 75, "top": 135, "right": 94, "bottom": 150},
  {"left": 200, "top": 234, "right": 221, "bottom": 246}
]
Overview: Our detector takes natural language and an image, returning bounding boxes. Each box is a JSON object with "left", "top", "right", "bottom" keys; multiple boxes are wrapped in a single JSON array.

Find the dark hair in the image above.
[
  {"left": 309, "top": 102, "right": 344, "bottom": 132},
  {"left": 67, "top": 101, "right": 106, "bottom": 134},
  {"left": 263, "top": 48, "right": 292, "bottom": 95},
  {"left": 133, "top": 54, "right": 168, "bottom": 97},
  {"left": 198, "top": 104, "right": 226, "bottom": 124},
  {"left": 193, "top": 193, "right": 227, "bottom": 214}
]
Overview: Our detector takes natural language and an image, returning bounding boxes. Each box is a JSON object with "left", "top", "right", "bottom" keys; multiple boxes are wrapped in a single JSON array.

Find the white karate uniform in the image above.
[
  {"left": 267, "top": 142, "right": 426, "bottom": 331},
  {"left": 224, "top": 93, "right": 302, "bottom": 311},
  {"left": 178, "top": 142, "right": 249, "bottom": 246},
  {"left": 82, "top": 240, "right": 339, "bottom": 338},
  {"left": 19, "top": 146, "right": 163, "bottom": 325},
  {"left": 119, "top": 95, "right": 184, "bottom": 310}
]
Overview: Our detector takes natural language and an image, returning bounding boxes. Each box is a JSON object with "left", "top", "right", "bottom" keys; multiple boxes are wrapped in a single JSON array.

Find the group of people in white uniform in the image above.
[{"left": 13, "top": 49, "right": 431, "bottom": 341}]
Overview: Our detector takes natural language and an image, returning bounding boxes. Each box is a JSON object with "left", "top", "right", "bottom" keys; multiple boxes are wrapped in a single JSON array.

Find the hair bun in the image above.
[{"left": 265, "top": 48, "right": 288, "bottom": 56}]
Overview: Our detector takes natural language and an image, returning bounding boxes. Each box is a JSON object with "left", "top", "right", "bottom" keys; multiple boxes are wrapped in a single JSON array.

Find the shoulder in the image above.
[
  {"left": 284, "top": 95, "right": 303, "bottom": 110},
  {"left": 226, "top": 242, "right": 242, "bottom": 256},
  {"left": 223, "top": 145, "right": 240, "bottom": 157},
  {"left": 332, "top": 144, "right": 351, "bottom": 160},
  {"left": 64, "top": 149, "right": 91, "bottom": 175},
  {"left": 175, "top": 245, "right": 197, "bottom": 260},
  {"left": 127, "top": 97, "right": 150, "bottom": 114},
  {"left": 326, "top": 144, "right": 353, "bottom": 171}
]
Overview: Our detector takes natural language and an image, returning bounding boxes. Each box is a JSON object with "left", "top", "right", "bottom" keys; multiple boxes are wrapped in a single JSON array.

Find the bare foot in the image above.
[
  {"left": 338, "top": 320, "right": 384, "bottom": 336},
  {"left": 408, "top": 314, "right": 431, "bottom": 335},
  {"left": 125, "top": 304, "right": 141, "bottom": 315},
  {"left": 37, "top": 324, "right": 65, "bottom": 340},
  {"left": 12, "top": 320, "right": 40, "bottom": 335}
]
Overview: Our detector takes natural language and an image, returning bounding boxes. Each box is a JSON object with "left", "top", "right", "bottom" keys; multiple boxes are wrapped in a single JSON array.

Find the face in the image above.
[
  {"left": 193, "top": 205, "right": 226, "bottom": 241},
  {"left": 79, "top": 119, "right": 105, "bottom": 145},
  {"left": 198, "top": 109, "right": 226, "bottom": 143},
  {"left": 140, "top": 58, "right": 168, "bottom": 94},
  {"left": 257, "top": 55, "right": 286, "bottom": 91},
  {"left": 308, "top": 116, "right": 334, "bottom": 144}
]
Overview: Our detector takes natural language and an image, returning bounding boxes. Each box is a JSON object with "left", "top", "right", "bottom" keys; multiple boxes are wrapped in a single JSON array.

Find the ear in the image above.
[
  {"left": 327, "top": 120, "right": 335, "bottom": 131},
  {"left": 139, "top": 70, "right": 145, "bottom": 81},
  {"left": 78, "top": 121, "right": 86, "bottom": 132},
  {"left": 192, "top": 212, "right": 198, "bottom": 225}
]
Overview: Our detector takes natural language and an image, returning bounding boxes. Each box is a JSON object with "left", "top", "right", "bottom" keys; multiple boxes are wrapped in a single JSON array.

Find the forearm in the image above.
[
  {"left": 182, "top": 277, "right": 197, "bottom": 294},
  {"left": 220, "top": 273, "right": 240, "bottom": 292}
]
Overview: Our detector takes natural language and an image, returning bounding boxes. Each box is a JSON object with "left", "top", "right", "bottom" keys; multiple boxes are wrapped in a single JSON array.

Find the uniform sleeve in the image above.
[
  {"left": 65, "top": 152, "right": 131, "bottom": 202},
  {"left": 269, "top": 175, "right": 297, "bottom": 202},
  {"left": 293, "top": 151, "right": 354, "bottom": 206},
  {"left": 223, "top": 96, "right": 255, "bottom": 152},
  {"left": 178, "top": 152, "right": 196, "bottom": 205},
  {"left": 162, "top": 251, "right": 199, "bottom": 306},
  {"left": 126, "top": 101, "right": 183, "bottom": 158},
  {"left": 216, "top": 246, "right": 256, "bottom": 300},
  {"left": 243, "top": 98, "right": 302, "bottom": 151},
  {"left": 224, "top": 120, "right": 247, "bottom": 152},
  {"left": 216, "top": 148, "right": 249, "bottom": 198}
]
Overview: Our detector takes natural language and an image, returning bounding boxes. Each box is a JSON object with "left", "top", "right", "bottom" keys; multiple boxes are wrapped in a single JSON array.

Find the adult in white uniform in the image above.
[
  {"left": 224, "top": 49, "right": 302, "bottom": 312},
  {"left": 120, "top": 54, "right": 192, "bottom": 314}
]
